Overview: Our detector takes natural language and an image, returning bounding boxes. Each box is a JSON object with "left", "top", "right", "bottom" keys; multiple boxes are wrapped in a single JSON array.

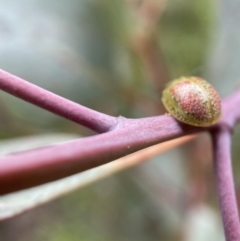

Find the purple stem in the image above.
[
  {"left": 212, "top": 128, "right": 240, "bottom": 241},
  {"left": 0, "top": 69, "right": 240, "bottom": 196},
  {"left": 0, "top": 69, "right": 117, "bottom": 133},
  {"left": 0, "top": 115, "right": 199, "bottom": 194}
]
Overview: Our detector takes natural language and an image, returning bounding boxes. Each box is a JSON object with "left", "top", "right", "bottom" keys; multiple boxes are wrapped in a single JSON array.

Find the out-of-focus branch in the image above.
[
  {"left": 212, "top": 127, "right": 240, "bottom": 241},
  {"left": 0, "top": 69, "right": 117, "bottom": 133},
  {"left": 129, "top": 0, "right": 170, "bottom": 94}
]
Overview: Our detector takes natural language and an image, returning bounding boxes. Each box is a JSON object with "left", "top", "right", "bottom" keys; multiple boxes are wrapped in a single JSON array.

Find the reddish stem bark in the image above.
[
  {"left": 0, "top": 115, "right": 200, "bottom": 194},
  {"left": 0, "top": 69, "right": 240, "bottom": 239},
  {"left": 0, "top": 69, "right": 117, "bottom": 133},
  {"left": 1, "top": 69, "right": 240, "bottom": 241},
  {"left": 0, "top": 87, "right": 240, "bottom": 195},
  {"left": 212, "top": 128, "right": 240, "bottom": 241}
]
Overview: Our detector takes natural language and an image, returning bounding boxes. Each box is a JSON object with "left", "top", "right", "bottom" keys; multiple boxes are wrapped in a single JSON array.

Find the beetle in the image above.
[{"left": 162, "top": 76, "right": 221, "bottom": 127}]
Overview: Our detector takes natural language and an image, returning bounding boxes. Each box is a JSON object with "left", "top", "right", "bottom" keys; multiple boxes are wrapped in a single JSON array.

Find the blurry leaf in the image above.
[
  {"left": 160, "top": 0, "right": 214, "bottom": 77},
  {"left": 207, "top": 0, "right": 240, "bottom": 96},
  {"left": 0, "top": 135, "right": 195, "bottom": 220}
]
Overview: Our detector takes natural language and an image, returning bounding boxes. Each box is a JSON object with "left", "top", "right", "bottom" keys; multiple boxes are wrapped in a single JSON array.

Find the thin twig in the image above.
[
  {"left": 1, "top": 87, "right": 240, "bottom": 194},
  {"left": 0, "top": 69, "right": 117, "bottom": 133},
  {"left": 212, "top": 127, "right": 240, "bottom": 241},
  {"left": 130, "top": 0, "right": 170, "bottom": 94}
]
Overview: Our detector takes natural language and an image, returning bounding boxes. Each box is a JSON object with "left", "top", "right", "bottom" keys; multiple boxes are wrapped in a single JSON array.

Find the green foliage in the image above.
[{"left": 160, "top": 0, "right": 215, "bottom": 77}]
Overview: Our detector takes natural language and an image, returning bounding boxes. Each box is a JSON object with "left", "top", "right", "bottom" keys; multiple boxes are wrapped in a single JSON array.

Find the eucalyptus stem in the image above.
[
  {"left": 212, "top": 127, "right": 240, "bottom": 241},
  {"left": 0, "top": 69, "right": 117, "bottom": 133}
]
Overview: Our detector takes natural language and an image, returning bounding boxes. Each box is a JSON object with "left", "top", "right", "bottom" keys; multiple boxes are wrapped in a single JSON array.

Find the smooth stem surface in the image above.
[
  {"left": 1, "top": 68, "right": 240, "bottom": 196},
  {"left": 212, "top": 128, "right": 240, "bottom": 241},
  {"left": 0, "top": 69, "right": 117, "bottom": 133},
  {"left": 1, "top": 88, "right": 240, "bottom": 194},
  {"left": 0, "top": 115, "right": 198, "bottom": 194}
]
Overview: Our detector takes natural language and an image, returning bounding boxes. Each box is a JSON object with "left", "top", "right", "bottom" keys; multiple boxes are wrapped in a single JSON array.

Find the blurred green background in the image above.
[{"left": 1, "top": 0, "right": 239, "bottom": 240}]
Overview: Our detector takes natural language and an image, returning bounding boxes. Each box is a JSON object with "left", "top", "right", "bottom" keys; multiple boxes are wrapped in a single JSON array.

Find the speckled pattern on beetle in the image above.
[{"left": 162, "top": 76, "right": 221, "bottom": 127}]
